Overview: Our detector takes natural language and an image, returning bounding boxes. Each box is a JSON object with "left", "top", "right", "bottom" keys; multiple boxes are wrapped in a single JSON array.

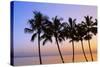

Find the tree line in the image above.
[{"left": 24, "top": 11, "right": 97, "bottom": 64}]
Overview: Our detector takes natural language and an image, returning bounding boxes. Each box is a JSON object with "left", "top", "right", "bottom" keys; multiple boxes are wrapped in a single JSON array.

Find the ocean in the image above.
[{"left": 14, "top": 53, "right": 97, "bottom": 66}]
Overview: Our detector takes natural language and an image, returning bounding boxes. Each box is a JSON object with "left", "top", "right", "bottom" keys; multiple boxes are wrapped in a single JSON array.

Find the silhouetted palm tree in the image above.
[
  {"left": 74, "top": 24, "right": 88, "bottom": 61},
  {"left": 62, "top": 17, "right": 77, "bottom": 62},
  {"left": 81, "top": 16, "right": 97, "bottom": 61},
  {"left": 41, "top": 16, "right": 65, "bottom": 63},
  {"left": 24, "top": 11, "right": 49, "bottom": 64}
]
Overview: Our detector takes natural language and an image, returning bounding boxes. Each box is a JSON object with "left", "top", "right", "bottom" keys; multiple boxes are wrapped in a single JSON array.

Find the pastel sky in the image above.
[{"left": 12, "top": 1, "right": 97, "bottom": 57}]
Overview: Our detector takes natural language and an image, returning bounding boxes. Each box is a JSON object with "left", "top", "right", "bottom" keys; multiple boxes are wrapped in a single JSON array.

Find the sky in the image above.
[{"left": 12, "top": 1, "right": 97, "bottom": 57}]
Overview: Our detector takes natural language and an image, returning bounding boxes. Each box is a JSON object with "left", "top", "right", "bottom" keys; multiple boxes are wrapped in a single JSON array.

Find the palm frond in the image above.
[
  {"left": 31, "top": 33, "right": 37, "bottom": 41},
  {"left": 93, "top": 19, "right": 97, "bottom": 26},
  {"left": 42, "top": 37, "right": 52, "bottom": 45},
  {"left": 24, "top": 28, "right": 33, "bottom": 33},
  {"left": 90, "top": 27, "right": 97, "bottom": 35},
  {"left": 84, "top": 34, "right": 92, "bottom": 40}
]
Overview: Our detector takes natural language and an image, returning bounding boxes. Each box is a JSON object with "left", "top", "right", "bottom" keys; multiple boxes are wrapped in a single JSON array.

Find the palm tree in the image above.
[
  {"left": 81, "top": 16, "right": 97, "bottom": 61},
  {"left": 74, "top": 24, "right": 88, "bottom": 61},
  {"left": 24, "top": 11, "right": 49, "bottom": 64},
  {"left": 62, "top": 17, "right": 77, "bottom": 62},
  {"left": 41, "top": 16, "right": 65, "bottom": 63}
]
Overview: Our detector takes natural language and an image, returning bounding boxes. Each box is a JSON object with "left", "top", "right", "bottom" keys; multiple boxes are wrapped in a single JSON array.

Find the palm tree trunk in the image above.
[
  {"left": 72, "top": 40, "right": 74, "bottom": 62},
  {"left": 80, "top": 40, "right": 88, "bottom": 62},
  {"left": 55, "top": 37, "right": 64, "bottom": 63},
  {"left": 88, "top": 39, "right": 93, "bottom": 61},
  {"left": 38, "top": 32, "right": 42, "bottom": 64}
]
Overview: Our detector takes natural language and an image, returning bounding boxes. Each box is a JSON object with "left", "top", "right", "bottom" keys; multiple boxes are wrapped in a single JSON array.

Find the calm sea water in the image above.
[{"left": 14, "top": 53, "right": 97, "bottom": 66}]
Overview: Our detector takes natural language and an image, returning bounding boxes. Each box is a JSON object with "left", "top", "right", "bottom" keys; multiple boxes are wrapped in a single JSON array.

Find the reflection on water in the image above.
[{"left": 14, "top": 53, "right": 97, "bottom": 66}]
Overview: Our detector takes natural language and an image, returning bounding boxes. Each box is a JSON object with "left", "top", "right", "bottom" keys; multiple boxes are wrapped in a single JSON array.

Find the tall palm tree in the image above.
[
  {"left": 74, "top": 24, "right": 88, "bottom": 61},
  {"left": 81, "top": 16, "right": 97, "bottom": 61},
  {"left": 62, "top": 17, "right": 77, "bottom": 62},
  {"left": 41, "top": 16, "right": 65, "bottom": 63},
  {"left": 24, "top": 11, "right": 49, "bottom": 64}
]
